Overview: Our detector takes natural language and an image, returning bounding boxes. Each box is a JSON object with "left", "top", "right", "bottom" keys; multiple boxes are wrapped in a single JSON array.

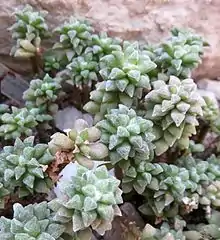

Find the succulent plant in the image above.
[
  {"left": 99, "top": 41, "right": 155, "bottom": 96},
  {"left": 122, "top": 161, "right": 188, "bottom": 197},
  {"left": 9, "top": 4, "right": 49, "bottom": 40},
  {"left": 43, "top": 48, "right": 69, "bottom": 73},
  {"left": 137, "top": 162, "right": 193, "bottom": 217},
  {"left": 179, "top": 139, "right": 205, "bottom": 156},
  {"left": 188, "top": 140, "right": 205, "bottom": 154},
  {"left": 149, "top": 72, "right": 170, "bottom": 84},
  {"left": 142, "top": 217, "right": 186, "bottom": 240},
  {"left": 45, "top": 31, "right": 121, "bottom": 74},
  {"left": 96, "top": 104, "right": 155, "bottom": 165},
  {"left": 177, "top": 154, "right": 220, "bottom": 184},
  {"left": 84, "top": 41, "right": 157, "bottom": 122},
  {"left": 145, "top": 28, "right": 207, "bottom": 79},
  {"left": 29, "top": 108, "right": 54, "bottom": 127},
  {"left": 144, "top": 76, "right": 205, "bottom": 155},
  {"left": 8, "top": 4, "right": 49, "bottom": 58},
  {"left": 136, "top": 154, "right": 220, "bottom": 217},
  {"left": 59, "top": 52, "right": 99, "bottom": 88},
  {"left": 0, "top": 104, "right": 10, "bottom": 131},
  {"left": 141, "top": 224, "right": 159, "bottom": 240},
  {"left": 199, "top": 90, "right": 220, "bottom": 123},
  {"left": 83, "top": 81, "right": 121, "bottom": 123},
  {"left": 199, "top": 181, "right": 220, "bottom": 208},
  {"left": 43, "top": 17, "right": 94, "bottom": 73},
  {"left": 0, "top": 107, "right": 38, "bottom": 140},
  {"left": 210, "top": 115, "right": 220, "bottom": 136},
  {"left": 48, "top": 165, "right": 123, "bottom": 235},
  {"left": 49, "top": 119, "right": 109, "bottom": 169},
  {"left": 0, "top": 136, "right": 54, "bottom": 197},
  {"left": 0, "top": 104, "right": 10, "bottom": 115},
  {"left": 6, "top": 6, "right": 220, "bottom": 240},
  {"left": 0, "top": 106, "right": 51, "bottom": 136},
  {"left": 54, "top": 17, "right": 94, "bottom": 57},
  {"left": 85, "top": 32, "right": 122, "bottom": 61},
  {"left": 12, "top": 37, "right": 42, "bottom": 58},
  {"left": 184, "top": 210, "right": 220, "bottom": 240},
  {"left": 23, "top": 74, "right": 64, "bottom": 115},
  {"left": 0, "top": 201, "right": 65, "bottom": 240}
]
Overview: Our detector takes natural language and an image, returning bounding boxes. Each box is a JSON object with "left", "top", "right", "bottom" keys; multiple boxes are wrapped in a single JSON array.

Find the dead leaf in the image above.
[{"left": 46, "top": 150, "right": 74, "bottom": 182}]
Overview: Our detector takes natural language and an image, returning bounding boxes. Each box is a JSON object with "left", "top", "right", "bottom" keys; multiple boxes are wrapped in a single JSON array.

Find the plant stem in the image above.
[
  {"left": 30, "top": 51, "right": 43, "bottom": 75},
  {"left": 30, "top": 56, "right": 39, "bottom": 75},
  {"left": 197, "top": 122, "right": 210, "bottom": 143}
]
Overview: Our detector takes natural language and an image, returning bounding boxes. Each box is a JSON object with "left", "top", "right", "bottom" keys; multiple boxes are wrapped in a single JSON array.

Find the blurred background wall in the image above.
[{"left": 0, "top": 0, "right": 219, "bottom": 80}]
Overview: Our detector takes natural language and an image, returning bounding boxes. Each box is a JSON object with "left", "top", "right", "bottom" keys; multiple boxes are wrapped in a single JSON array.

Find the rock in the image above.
[
  {"left": 54, "top": 106, "right": 93, "bottom": 130},
  {"left": 0, "top": 0, "right": 220, "bottom": 80},
  {"left": 198, "top": 89, "right": 219, "bottom": 108},
  {"left": 0, "top": 63, "right": 10, "bottom": 79},
  {"left": 103, "top": 202, "right": 145, "bottom": 240},
  {"left": 91, "top": 235, "right": 98, "bottom": 240},
  {"left": 53, "top": 162, "right": 78, "bottom": 198},
  {"left": 1, "top": 74, "right": 29, "bottom": 105},
  {"left": 120, "top": 203, "right": 145, "bottom": 229},
  {"left": 197, "top": 79, "right": 220, "bottom": 100},
  {"left": 198, "top": 89, "right": 217, "bottom": 100}
]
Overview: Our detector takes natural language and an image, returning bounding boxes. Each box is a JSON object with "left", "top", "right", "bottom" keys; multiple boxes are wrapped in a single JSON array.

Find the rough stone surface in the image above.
[
  {"left": 103, "top": 202, "right": 145, "bottom": 240},
  {"left": 91, "top": 235, "right": 98, "bottom": 240},
  {"left": 120, "top": 203, "right": 145, "bottom": 229},
  {"left": 0, "top": 0, "right": 220, "bottom": 80},
  {"left": 55, "top": 106, "right": 93, "bottom": 130},
  {"left": 198, "top": 79, "right": 220, "bottom": 100}
]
